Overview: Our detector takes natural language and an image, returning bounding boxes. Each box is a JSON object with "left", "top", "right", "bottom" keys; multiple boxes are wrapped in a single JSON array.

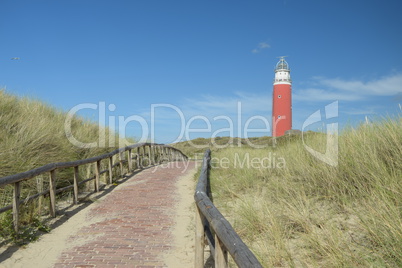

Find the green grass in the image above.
[
  {"left": 171, "top": 134, "right": 305, "bottom": 159},
  {"left": 0, "top": 89, "right": 133, "bottom": 241},
  {"left": 203, "top": 117, "right": 401, "bottom": 267}
]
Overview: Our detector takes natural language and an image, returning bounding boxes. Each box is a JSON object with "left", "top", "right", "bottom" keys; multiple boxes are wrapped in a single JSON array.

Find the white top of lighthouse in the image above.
[{"left": 273, "top": 56, "right": 291, "bottom": 85}]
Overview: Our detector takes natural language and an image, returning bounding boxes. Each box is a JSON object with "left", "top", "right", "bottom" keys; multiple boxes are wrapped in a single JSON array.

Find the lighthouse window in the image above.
[{"left": 278, "top": 95, "right": 281, "bottom": 98}]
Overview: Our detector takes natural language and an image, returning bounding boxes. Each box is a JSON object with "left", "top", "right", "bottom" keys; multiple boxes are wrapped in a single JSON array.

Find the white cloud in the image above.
[
  {"left": 342, "top": 107, "right": 378, "bottom": 115},
  {"left": 295, "top": 73, "right": 402, "bottom": 102},
  {"left": 318, "top": 73, "right": 402, "bottom": 96},
  {"left": 293, "top": 88, "right": 363, "bottom": 101},
  {"left": 258, "top": 42, "right": 270, "bottom": 49},
  {"left": 252, "top": 42, "right": 270, "bottom": 53},
  {"left": 181, "top": 92, "right": 270, "bottom": 118}
]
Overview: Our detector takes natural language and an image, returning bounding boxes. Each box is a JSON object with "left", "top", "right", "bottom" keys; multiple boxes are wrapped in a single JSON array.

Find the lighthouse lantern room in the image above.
[{"left": 272, "top": 57, "right": 292, "bottom": 137}]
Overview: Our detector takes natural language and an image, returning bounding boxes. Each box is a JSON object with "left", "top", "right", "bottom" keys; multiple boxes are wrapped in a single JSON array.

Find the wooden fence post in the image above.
[
  {"left": 159, "top": 146, "right": 163, "bottom": 164},
  {"left": 155, "top": 145, "right": 159, "bottom": 164},
  {"left": 73, "top": 166, "right": 79, "bottom": 204},
  {"left": 195, "top": 206, "right": 205, "bottom": 268},
  {"left": 49, "top": 170, "right": 56, "bottom": 217},
  {"left": 147, "top": 145, "right": 151, "bottom": 166},
  {"left": 215, "top": 234, "right": 228, "bottom": 268},
  {"left": 137, "top": 147, "right": 142, "bottom": 169},
  {"left": 119, "top": 151, "right": 124, "bottom": 177},
  {"left": 166, "top": 148, "right": 170, "bottom": 162},
  {"left": 128, "top": 149, "right": 133, "bottom": 172},
  {"left": 36, "top": 176, "right": 44, "bottom": 216},
  {"left": 154, "top": 146, "right": 157, "bottom": 164},
  {"left": 13, "top": 182, "right": 21, "bottom": 233},
  {"left": 161, "top": 146, "right": 165, "bottom": 163},
  {"left": 108, "top": 156, "right": 113, "bottom": 184},
  {"left": 95, "top": 160, "right": 101, "bottom": 192},
  {"left": 150, "top": 145, "right": 155, "bottom": 165}
]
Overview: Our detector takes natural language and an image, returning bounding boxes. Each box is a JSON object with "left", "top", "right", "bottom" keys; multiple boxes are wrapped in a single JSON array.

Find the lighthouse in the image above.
[{"left": 272, "top": 57, "right": 292, "bottom": 137}]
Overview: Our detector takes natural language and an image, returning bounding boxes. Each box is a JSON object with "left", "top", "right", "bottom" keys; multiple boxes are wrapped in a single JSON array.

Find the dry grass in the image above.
[
  {"left": 0, "top": 90, "right": 127, "bottom": 176},
  {"left": 208, "top": 117, "right": 401, "bottom": 267},
  {"left": 0, "top": 89, "right": 133, "bottom": 237}
]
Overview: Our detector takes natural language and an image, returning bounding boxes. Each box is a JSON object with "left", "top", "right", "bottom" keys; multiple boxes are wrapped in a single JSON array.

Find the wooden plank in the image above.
[
  {"left": 78, "top": 175, "right": 96, "bottom": 186},
  {"left": 108, "top": 156, "right": 113, "bottom": 184},
  {"left": 215, "top": 234, "right": 228, "bottom": 268},
  {"left": 112, "top": 162, "right": 120, "bottom": 169},
  {"left": 55, "top": 184, "right": 74, "bottom": 194},
  {"left": 49, "top": 170, "right": 56, "bottom": 218},
  {"left": 13, "top": 181, "right": 21, "bottom": 233},
  {"left": 0, "top": 204, "right": 12, "bottom": 214},
  {"left": 195, "top": 206, "right": 205, "bottom": 268}
]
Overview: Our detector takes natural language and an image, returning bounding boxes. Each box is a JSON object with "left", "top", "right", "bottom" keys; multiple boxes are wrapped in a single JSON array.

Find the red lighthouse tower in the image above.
[{"left": 272, "top": 57, "right": 292, "bottom": 137}]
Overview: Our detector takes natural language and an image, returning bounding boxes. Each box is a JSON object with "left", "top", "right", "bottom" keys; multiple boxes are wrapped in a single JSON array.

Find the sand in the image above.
[{"left": 164, "top": 167, "right": 197, "bottom": 268}]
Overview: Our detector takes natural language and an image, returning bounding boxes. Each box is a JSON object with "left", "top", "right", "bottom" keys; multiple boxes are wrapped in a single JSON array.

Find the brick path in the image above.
[{"left": 53, "top": 161, "right": 196, "bottom": 268}]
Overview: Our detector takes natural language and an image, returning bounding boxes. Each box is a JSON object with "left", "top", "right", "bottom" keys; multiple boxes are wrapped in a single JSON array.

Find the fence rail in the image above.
[
  {"left": 0, "top": 142, "right": 187, "bottom": 232},
  {"left": 194, "top": 149, "right": 263, "bottom": 268}
]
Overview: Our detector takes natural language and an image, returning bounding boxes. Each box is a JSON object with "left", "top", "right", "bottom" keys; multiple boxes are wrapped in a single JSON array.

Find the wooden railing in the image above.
[
  {"left": 194, "top": 149, "right": 263, "bottom": 268},
  {"left": 0, "top": 143, "right": 187, "bottom": 232}
]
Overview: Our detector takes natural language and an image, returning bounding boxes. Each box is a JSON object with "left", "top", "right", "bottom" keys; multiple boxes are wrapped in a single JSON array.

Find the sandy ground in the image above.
[
  {"left": 0, "top": 165, "right": 197, "bottom": 268},
  {"left": 164, "top": 166, "right": 197, "bottom": 268}
]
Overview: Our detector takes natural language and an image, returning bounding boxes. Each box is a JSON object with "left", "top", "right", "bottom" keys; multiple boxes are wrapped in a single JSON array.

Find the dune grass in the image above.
[
  {"left": 0, "top": 89, "right": 132, "bottom": 241},
  {"left": 207, "top": 117, "right": 401, "bottom": 267},
  {"left": 0, "top": 90, "right": 125, "bottom": 177}
]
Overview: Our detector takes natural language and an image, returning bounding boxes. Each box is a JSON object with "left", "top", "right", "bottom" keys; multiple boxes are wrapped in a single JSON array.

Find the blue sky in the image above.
[{"left": 1, "top": 0, "right": 401, "bottom": 144}]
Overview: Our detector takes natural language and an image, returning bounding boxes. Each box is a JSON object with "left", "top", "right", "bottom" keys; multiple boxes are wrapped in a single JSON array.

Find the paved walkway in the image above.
[{"left": 53, "top": 161, "right": 196, "bottom": 268}]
